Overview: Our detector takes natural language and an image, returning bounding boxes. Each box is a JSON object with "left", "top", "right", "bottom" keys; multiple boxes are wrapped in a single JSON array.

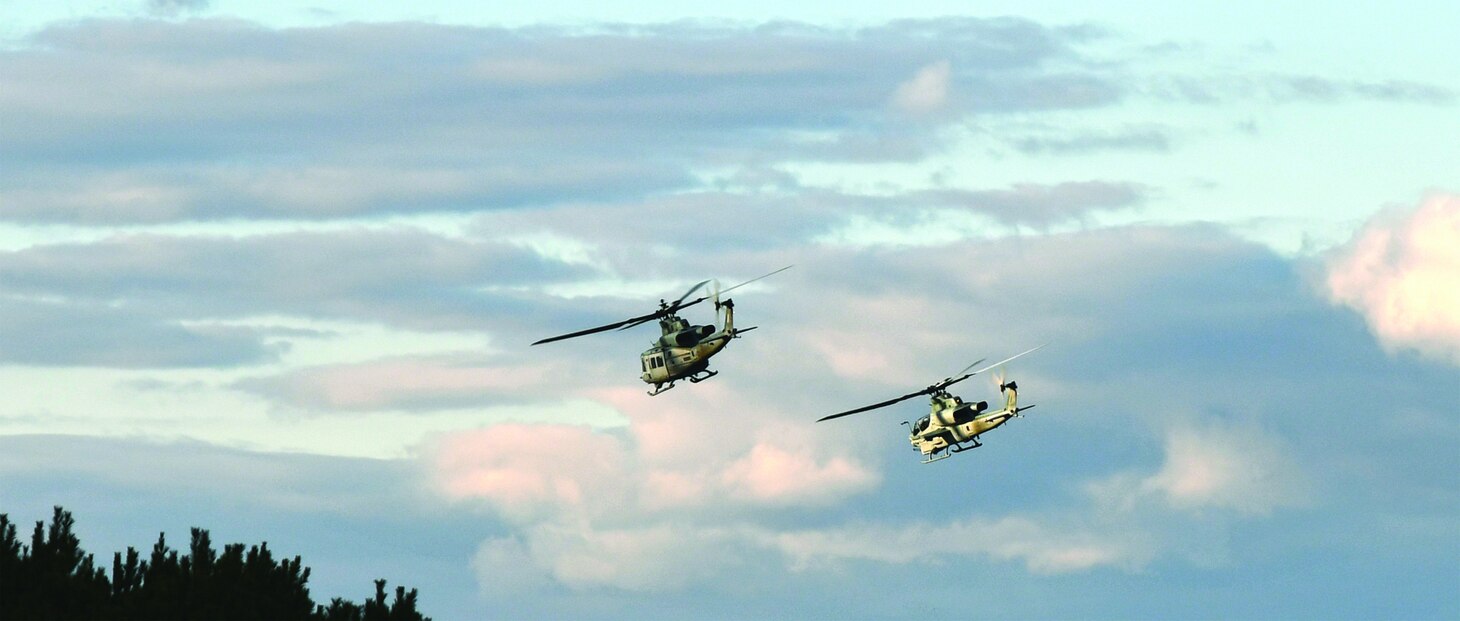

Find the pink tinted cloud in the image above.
[
  {"left": 640, "top": 469, "right": 713, "bottom": 509},
  {"left": 721, "top": 442, "right": 878, "bottom": 505},
  {"left": 431, "top": 414, "right": 881, "bottom": 589},
  {"left": 431, "top": 413, "right": 878, "bottom": 518},
  {"left": 432, "top": 424, "right": 630, "bottom": 517},
  {"left": 587, "top": 382, "right": 767, "bottom": 467},
  {"left": 1326, "top": 194, "right": 1460, "bottom": 365}
]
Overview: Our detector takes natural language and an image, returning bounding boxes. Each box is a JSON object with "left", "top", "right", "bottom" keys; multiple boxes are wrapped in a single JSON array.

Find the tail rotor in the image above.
[
  {"left": 989, "top": 368, "right": 1027, "bottom": 417},
  {"left": 992, "top": 367, "right": 1020, "bottom": 392},
  {"left": 711, "top": 278, "right": 728, "bottom": 324}
]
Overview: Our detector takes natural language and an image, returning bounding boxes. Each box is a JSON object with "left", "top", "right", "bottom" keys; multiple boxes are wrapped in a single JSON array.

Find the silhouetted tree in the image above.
[
  {"left": 0, "top": 507, "right": 111, "bottom": 619},
  {"left": 0, "top": 507, "right": 429, "bottom": 621}
]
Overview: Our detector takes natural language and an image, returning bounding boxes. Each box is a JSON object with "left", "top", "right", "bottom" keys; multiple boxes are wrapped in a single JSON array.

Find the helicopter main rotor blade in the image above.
[
  {"left": 818, "top": 346, "right": 1045, "bottom": 422},
  {"left": 939, "top": 344, "right": 1046, "bottom": 389},
  {"left": 644, "top": 266, "right": 789, "bottom": 328},
  {"left": 530, "top": 308, "right": 665, "bottom": 345},
  {"left": 967, "top": 343, "right": 1045, "bottom": 376},
  {"left": 817, "top": 389, "right": 929, "bottom": 423},
  {"left": 534, "top": 268, "right": 786, "bottom": 346},
  {"left": 613, "top": 295, "right": 712, "bottom": 331},
  {"left": 675, "top": 280, "right": 711, "bottom": 306},
  {"left": 613, "top": 315, "right": 658, "bottom": 332},
  {"left": 951, "top": 357, "right": 987, "bottom": 380},
  {"left": 716, "top": 265, "right": 793, "bottom": 298},
  {"left": 663, "top": 267, "right": 790, "bottom": 320},
  {"left": 912, "top": 357, "right": 984, "bottom": 393},
  {"left": 614, "top": 279, "right": 711, "bottom": 332},
  {"left": 535, "top": 292, "right": 715, "bottom": 344}
]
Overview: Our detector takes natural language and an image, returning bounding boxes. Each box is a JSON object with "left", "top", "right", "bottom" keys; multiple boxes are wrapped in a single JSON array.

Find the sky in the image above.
[{"left": 0, "top": 1, "right": 1457, "bottom": 619}]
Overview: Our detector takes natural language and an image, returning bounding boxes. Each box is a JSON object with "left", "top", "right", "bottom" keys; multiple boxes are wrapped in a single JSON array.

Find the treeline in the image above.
[{"left": 0, "top": 507, "right": 429, "bottom": 620}]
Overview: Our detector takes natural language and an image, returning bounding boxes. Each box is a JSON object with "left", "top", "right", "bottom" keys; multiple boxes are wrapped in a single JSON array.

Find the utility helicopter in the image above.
[
  {"left": 817, "top": 345, "right": 1045, "bottom": 463},
  {"left": 532, "top": 266, "right": 792, "bottom": 395}
]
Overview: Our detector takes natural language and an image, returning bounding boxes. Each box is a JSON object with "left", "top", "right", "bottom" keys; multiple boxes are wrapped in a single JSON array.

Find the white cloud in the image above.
[
  {"left": 771, "top": 419, "right": 1308, "bottom": 579},
  {"left": 470, "top": 536, "right": 551, "bottom": 595},
  {"left": 234, "top": 355, "right": 564, "bottom": 411},
  {"left": 1325, "top": 193, "right": 1460, "bottom": 365},
  {"left": 0, "top": 435, "right": 415, "bottom": 514},
  {"left": 774, "top": 515, "right": 1150, "bottom": 575},
  {"left": 478, "top": 523, "right": 747, "bottom": 590},
  {"left": 441, "top": 411, "right": 1310, "bottom": 593},
  {"left": 0, "top": 229, "right": 584, "bottom": 334},
  {"left": 147, "top": 0, "right": 209, "bottom": 17},
  {"left": 480, "top": 512, "right": 1139, "bottom": 593},
  {"left": 1136, "top": 422, "right": 1308, "bottom": 516},
  {"left": 892, "top": 60, "right": 952, "bottom": 114},
  {"left": 1, "top": 13, "right": 1456, "bottom": 616},
  {"left": 1, "top": 19, "right": 1110, "bottom": 224}
]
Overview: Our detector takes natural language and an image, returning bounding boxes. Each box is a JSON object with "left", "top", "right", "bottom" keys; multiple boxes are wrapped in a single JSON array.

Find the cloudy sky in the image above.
[{"left": 1, "top": 1, "right": 1457, "bottom": 618}]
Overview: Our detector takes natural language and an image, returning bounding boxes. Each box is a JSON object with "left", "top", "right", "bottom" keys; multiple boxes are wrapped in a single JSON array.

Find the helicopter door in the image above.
[{"left": 642, "top": 352, "right": 668, "bottom": 381}]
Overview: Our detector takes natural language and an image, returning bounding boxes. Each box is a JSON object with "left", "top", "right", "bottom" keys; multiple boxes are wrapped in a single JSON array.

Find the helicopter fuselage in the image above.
[
  {"left": 640, "top": 338, "right": 725, "bottom": 382},
  {"left": 909, "top": 383, "right": 1020, "bottom": 462},
  {"left": 815, "top": 346, "right": 1042, "bottom": 461},
  {"left": 530, "top": 266, "right": 788, "bottom": 395},
  {"left": 639, "top": 303, "right": 738, "bottom": 394}
]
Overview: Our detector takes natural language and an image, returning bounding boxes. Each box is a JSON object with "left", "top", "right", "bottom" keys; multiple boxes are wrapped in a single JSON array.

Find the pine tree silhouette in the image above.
[{"left": 0, "top": 507, "right": 430, "bottom": 621}]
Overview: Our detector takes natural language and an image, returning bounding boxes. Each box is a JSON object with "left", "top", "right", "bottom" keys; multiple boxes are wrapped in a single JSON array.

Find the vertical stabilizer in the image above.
[
  {"left": 1000, "top": 380, "right": 1018, "bottom": 413},
  {"left": 718, "top": 298, "right": 735, "bottom": 334}
]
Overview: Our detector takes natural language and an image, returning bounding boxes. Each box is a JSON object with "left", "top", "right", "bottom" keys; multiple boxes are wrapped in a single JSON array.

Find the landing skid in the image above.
[
  {"left": 948, "top": 437, "right": 983, "bottom": 454},
  {"left": 648, "top": 369, "right": 718, "bottom": 395},
  {"left": 919, "top": 438, "right": 982, "bottom": 463},
  {"left": 921, "top": 451, "right": 953, "bottom": 464}
]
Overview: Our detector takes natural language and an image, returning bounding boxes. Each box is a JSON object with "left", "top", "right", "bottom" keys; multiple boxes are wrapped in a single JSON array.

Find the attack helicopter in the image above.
[
  {"left": 817, "top": 345, "right": 1045, "bottom": 463},
  {"left": 532, "top": 266, "right": 792, "bottom": 395}
]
